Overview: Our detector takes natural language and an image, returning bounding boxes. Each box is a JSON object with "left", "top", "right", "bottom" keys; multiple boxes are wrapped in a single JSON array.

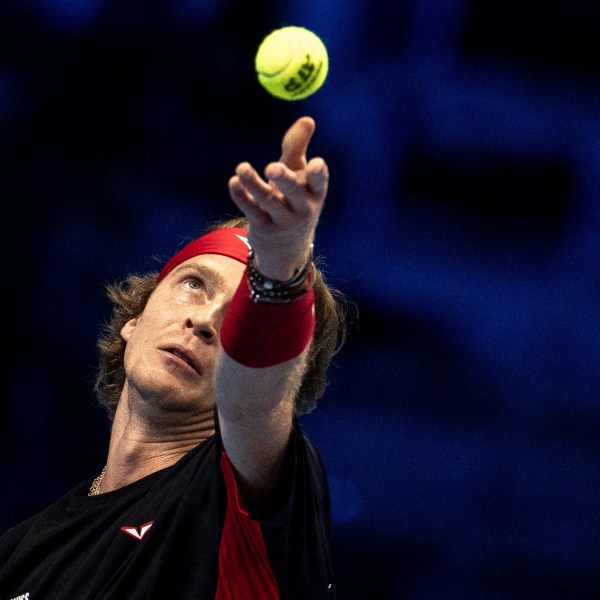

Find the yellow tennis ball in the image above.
[{"left": 255, "top": 26, "right": 329, "bottom": 101}]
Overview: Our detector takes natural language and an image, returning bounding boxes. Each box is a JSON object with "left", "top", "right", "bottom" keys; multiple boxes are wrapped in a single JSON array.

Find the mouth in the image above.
[{"left": 160, "top": 345, "right": 202, "bottom": 376}]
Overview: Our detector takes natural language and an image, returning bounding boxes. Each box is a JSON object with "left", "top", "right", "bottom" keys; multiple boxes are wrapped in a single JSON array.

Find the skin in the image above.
[{"left": 100, "top": 116, "right": 329, "bottom": 508}]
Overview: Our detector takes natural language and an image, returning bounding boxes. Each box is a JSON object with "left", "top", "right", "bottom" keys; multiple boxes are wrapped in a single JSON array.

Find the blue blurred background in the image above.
[{"left": 2, "top": 1, "right": 600, "bottom": 598}]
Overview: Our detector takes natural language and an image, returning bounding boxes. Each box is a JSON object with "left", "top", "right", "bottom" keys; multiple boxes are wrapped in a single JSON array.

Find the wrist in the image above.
[
  {"left": 247, "top": 248, "right": 314, "bottom": 304},
  {"left": 220, "top": 276, "right": 316, "bottom": 368},
  {"left": 250, "top": 248, "right": 313, "bottom": 281}
]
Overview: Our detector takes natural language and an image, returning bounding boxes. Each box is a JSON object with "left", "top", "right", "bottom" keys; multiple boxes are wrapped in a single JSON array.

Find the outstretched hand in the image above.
[{"left": 228, "top": 116, "right": 329, "bottom": 281}]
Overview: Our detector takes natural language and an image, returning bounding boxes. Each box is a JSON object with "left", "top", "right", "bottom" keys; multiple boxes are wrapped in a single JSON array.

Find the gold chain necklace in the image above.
[{"left": 88, "top": 465, "right": 107, "bottom": 496}]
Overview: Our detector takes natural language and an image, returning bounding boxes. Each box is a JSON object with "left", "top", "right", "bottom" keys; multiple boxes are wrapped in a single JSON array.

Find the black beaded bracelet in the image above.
[{"left": 246, "top": 250, "right": 314, "bottom": 303}]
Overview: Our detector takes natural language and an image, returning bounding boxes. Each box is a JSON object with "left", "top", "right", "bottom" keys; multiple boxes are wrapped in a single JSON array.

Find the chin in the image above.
[
  {"left": 158, "top": 384, "right": 214, "bottom": 415},
  {"left": 130, "top": 374, "right": 212, "bottom": 418}
]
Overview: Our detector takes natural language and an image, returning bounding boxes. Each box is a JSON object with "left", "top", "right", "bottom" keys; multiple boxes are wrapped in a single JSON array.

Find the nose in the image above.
[
  {"left": 184, "top": 302, "right": 224, "bottom": 343},
  {"left": 185, "top": 317, "right": 216, "bottom": 341}
]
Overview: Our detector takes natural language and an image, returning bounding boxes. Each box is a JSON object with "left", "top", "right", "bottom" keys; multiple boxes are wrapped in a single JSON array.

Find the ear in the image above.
[{"left": 121, "top": 317, "right": 139, "bottom": 342}]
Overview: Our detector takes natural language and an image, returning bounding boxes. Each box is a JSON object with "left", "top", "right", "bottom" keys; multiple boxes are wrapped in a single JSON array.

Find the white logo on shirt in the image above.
[
  {"left": 120, "top": 521, "right": 155, "bottom": 541},
  {"left": 9, "top": 594, "right": 30, "bottom": 600}
]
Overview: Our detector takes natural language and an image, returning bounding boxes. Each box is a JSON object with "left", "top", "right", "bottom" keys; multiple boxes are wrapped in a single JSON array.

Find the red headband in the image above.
[{"left": 156, "top": 227, "right": 249, "bottom": 283}]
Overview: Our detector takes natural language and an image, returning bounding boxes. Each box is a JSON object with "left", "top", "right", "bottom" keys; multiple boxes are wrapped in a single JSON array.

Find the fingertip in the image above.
[
  {"left": 235, "top": 162, "right": 253, "bottom": 178},
  {"left": 228, "top": 176, "right": 248, "bottom": 203},
  {"left": 228, "top": 174, "right": 240, "bottom": 190},
  {"left": 265, "top": 162, "right": 284, "bottom": 180},
  {"left": 297, "top": 115, "right": 315, "bottom": 127},
  {"left": 295, "top": 116, "right": 316, "bottom": 139},
  {"left": 308, "top": 156, "right": 327, "bottom": 172},
  {"left": 308, "top": 157, "right": 329, "bottom": 180},
  {"left": 307, "top": 157, "right": 329, "bottom": 194}
]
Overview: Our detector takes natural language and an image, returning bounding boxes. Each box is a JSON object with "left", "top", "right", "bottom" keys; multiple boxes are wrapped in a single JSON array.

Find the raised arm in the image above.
[{"left": 214, "top": 116, "right": 329, "bottom": 508}]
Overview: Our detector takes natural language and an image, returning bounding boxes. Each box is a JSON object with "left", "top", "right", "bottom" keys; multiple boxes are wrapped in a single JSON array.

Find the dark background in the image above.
[{"left": 2, "top": 1, "right": 600, "bottom": 598}]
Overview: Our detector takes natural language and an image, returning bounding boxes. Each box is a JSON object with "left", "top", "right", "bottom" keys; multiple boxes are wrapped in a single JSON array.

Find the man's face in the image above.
[{"left": 120, "top": 253, "right": 245, "bottom": 420}]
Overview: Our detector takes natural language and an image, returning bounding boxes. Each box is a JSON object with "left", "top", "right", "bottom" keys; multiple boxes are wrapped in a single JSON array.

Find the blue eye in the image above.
[{"left": 185, "top": 277, "right": 204, "bottom": 290}]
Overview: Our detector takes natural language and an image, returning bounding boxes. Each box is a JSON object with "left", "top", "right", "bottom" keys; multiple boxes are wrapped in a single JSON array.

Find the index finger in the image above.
[{"left": 279, "top": 116, "right": 316, "bottom": 171}]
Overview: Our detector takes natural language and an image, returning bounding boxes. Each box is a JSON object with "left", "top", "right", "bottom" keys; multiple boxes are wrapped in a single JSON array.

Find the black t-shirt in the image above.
[{"left": 0, "top": 420, "right": 335, "bottom": 600}]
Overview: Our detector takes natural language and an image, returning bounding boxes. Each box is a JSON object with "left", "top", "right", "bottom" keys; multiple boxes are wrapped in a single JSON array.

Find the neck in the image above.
[{"left": 99, "top": 388, "right": 215, "bottom": 493}]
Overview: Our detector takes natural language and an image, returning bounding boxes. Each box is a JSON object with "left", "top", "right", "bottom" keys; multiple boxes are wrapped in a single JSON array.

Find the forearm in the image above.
[
  {"left": 214, "top": 337, "right": 310, "bottom": 504},
  {"left": 213, "top": 270, "right": 315, "bottom": 501},
  {"left": 214, "top": 348, "right": 307, "bottom": 420}
]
